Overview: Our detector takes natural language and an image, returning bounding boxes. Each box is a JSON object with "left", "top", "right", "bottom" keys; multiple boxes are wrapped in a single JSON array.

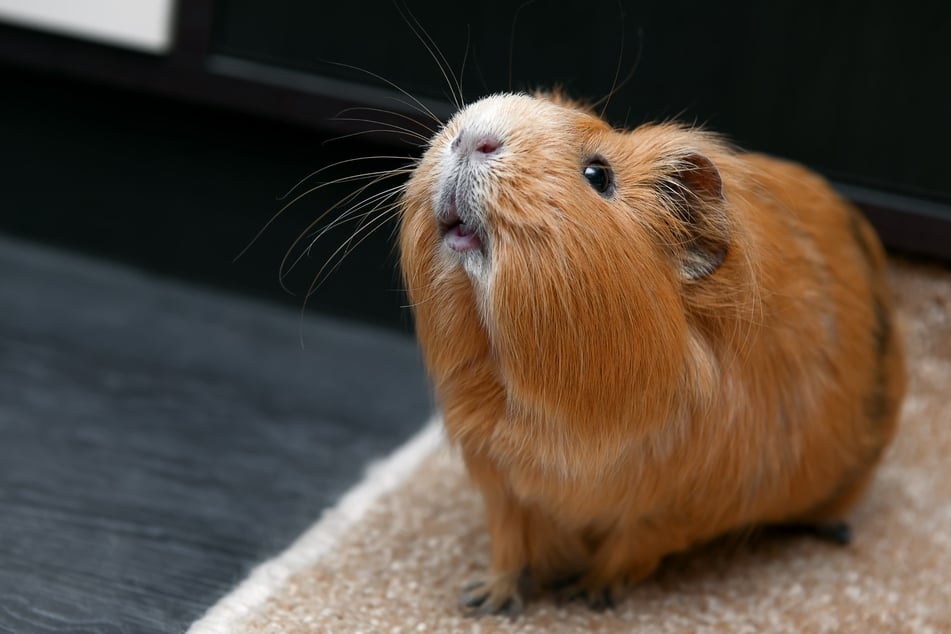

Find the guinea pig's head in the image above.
[{"left": 399, "top": 93, "right": 730, "bottom": 425}]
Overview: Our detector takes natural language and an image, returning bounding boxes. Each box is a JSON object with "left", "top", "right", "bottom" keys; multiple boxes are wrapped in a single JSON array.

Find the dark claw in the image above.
[
  {"left": 461, "top": 580, "right": 487, "bottom": 596},
  {"left": 586, "top": 588, "right": 617, "bottom": 612},
  {"left": 553, "top": 579, "right": 619, "bottom": 611},
  {"left": 497, "top": 597, "right": 521, "bottom": 620},
  {"left": 459, "top": 581, "right": 491, "bottom": 611},
  {"left": 458, "top": 579, "right": 524, "bottom": 619},
  {"left": 460, "top": 589, "right": 487, "bottom": 609},
  {"left": 554, "top": 587, "right": 583, "bottom": 606},
  {"left": 812, "top": 521, "right": 852, "bottom": 545},
  {"left": 772, "top": 521, "right": 853, "bottom": 546},
  {"left": 546, "top": 572, "right": 584, "bottom": 593}
]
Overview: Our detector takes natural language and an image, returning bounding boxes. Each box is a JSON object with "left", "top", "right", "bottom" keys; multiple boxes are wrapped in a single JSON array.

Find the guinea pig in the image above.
[{"left": 397, "top": 92, "right": 906, "bottom": 617}]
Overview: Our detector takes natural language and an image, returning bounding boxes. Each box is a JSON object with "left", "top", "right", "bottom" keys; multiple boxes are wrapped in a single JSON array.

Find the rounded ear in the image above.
[{"left": 658, "top": 153, "right": 730, "bottom": 280}]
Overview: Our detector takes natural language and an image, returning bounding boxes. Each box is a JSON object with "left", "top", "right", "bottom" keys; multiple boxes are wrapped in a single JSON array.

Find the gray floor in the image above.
[{"left": 0, "top": 235, "right": 432, "bottom": 633}]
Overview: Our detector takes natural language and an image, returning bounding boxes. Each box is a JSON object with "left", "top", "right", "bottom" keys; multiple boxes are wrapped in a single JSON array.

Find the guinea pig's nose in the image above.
[
  {"left": 473, "top": 135, "right": 501, "bottom": 154},
  {"left": 451, "top": 131, "right": 502, "bottom": 157}
]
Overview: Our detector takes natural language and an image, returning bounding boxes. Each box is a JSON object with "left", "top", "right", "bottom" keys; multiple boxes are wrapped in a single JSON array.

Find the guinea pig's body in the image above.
[{"left": 398, "top": 93, "right": 905, "bottom": 615}]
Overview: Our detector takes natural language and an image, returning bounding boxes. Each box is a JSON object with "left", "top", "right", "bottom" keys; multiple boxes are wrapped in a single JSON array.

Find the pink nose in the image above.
[
  {"left": 473, "top": 135, "right": 501, "bottom": 154},
  {"left": 451, "top": 132, "right": 502, "bottom": 157}
]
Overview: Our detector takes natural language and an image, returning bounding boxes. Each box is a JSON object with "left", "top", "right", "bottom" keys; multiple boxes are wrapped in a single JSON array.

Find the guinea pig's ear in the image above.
[{"left": 658, "top": 153, "right": 730, "bottom": 280}]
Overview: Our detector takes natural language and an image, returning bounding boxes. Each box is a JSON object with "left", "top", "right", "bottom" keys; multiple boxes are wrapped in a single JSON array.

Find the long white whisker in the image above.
[
  {"left": 324, "top": 60, "right": 443, "bottom": 127},
  {"left": 282, "top": 173, "right": 405, "bottom": 261},
  {"left": 323, "top": 128, "right": 429, "bottom": 146},
  {"left": 309, "top": 183, "right": 406, "bottom": 246},
  {"left": 330, "top": 197, "right": 402, "bottom": 265},
  {"left": 298, "top": 200, "right": 403, "bottom": 344},
  {"left": 327, "top": 187, "right": 406, "bottom": 263},
  {"left": 336, "top": 105, "right": 438, "bottom": 137},
  {"left": 293, "top": 166, "right": 415, "bottom": 198},
  {"left": 397, "top": 1, "right": 464, "bottom": 110},
  {"left": 307, "top": 200, "right": 404, "bottom": 298},
  {"left": 327, "top": 117, "right": 431, "bottom": 143},
  {"left": 235, "top": 158, "right": 415, "bottom": 263},
  {"left": 279, "top": 155, "right": 415, "bottom": 201},
  {"left": 279, "top": 170, "right": 410, "bottom": 288}
]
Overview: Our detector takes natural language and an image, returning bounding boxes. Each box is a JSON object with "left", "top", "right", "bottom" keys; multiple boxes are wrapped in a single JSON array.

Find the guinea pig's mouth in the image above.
[{"left": 438, "top": 195, "right": 484, "bottom": 253}]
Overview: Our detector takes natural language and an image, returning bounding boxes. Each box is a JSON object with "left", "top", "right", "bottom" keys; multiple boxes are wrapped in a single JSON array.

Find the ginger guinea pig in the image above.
[{"left": 397, "top": 92, "right": 905, "bottom": 616}]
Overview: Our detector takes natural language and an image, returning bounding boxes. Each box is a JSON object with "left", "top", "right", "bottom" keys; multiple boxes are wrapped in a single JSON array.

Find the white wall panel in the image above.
[{"left": 0, "top": 0, "right": 176, "bottom": 53}]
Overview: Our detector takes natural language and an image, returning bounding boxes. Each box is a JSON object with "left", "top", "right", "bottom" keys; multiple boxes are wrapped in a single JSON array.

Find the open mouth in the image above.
[{"left": 438, "top": 196, "right": 483, "bottom": 253}]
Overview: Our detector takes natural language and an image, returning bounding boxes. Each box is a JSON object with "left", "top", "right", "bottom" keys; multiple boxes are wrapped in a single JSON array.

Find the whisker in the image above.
[
  {"left": 281, "top": 167, "right": 414, "bottom": 221},
  {"left": 591, "top": 24, "right": 644, "bottom": 118},
  {"left": 336, "top": 105, "right": 438, "bottom": 137},
  {"left": 326, "top": 184, "right": 406, "bottom": 257},
  {"left": 306, "top": 191, "right": 395, "bottom": 251},
  {"left": 307, "top": 201, "right": 404, "bottom": 299},
  {"left": 308, "top": 183, "right": 407, "bottom": 246},
  {"left": 326, "top": 116, "right": 431, "bottom": 144},
  {"left": 399, "top": 275, "right": 447, "bottom": 310},
  {"left": 598, "top": 1, "right": 626, "bottom": 119},
  {"left": 292, "top": 205, "right": 387, "bottom": 278},
  {"left": 279, "top": 155, "right": 416, "bottom": 201},
  {"left": 323, "top": 128, "right": 429, "bottom": 147},
  {"left": 323, "top": 60, "right": 444, "bottom": 127},
  {"left": 235, "top": 156, "right": 415, "bottom": 264},
  {"left": 458, "top": 24, "right": 471, "bottom": 104},
  {"left": 379, "top": 95, "right": 448, "bottom": 127},
  {"left": 279, "top": 170, "right": 410, "bottom": 289},
  {"left": 297, "top": 199, "right": 404, "bottom": 347},
  {"left": 315, "top": 203, "right": 399, "bottom": 290},
  {"left": 470, "top": 50, "right": 491, "bottom": 96},
  {"left": 282, "top": 173, "right": 407, "bottom": 266},
  {"left": 331, "top": 198, "right": 403, "bottom": 268},
  {"left": 396, "top": 0, "right": 465, "bottom": 110}
]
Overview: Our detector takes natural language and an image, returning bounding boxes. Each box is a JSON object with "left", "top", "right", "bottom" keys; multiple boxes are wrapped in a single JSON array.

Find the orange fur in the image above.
[{"left": 397, "top": 93, "right": 905, "bottom": 614}]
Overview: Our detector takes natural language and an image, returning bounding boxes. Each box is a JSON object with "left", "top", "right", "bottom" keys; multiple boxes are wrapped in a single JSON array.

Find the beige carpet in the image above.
[{"left": 190, "top": 260, "right": 951, "bottom": 634}]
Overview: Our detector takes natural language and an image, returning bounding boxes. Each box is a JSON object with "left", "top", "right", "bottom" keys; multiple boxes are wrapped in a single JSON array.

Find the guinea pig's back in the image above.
[{"left": 723, "top": 152, "right": 905, "bottom": 523}]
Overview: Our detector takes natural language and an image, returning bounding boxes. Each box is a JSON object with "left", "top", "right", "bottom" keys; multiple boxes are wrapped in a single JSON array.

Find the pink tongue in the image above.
[{"left": 447, "top": 223, "right": 482, "bottom": 252}]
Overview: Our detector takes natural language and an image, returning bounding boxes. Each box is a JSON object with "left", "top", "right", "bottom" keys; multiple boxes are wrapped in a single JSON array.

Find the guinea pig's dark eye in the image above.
[{"left": 582, "top": 158, "right": 614, "bottom": 196}]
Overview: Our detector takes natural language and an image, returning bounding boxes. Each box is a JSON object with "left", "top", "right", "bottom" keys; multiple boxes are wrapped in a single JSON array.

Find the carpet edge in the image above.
[{"left": 186, "top": 418, "right": 444, "bottom": 634}]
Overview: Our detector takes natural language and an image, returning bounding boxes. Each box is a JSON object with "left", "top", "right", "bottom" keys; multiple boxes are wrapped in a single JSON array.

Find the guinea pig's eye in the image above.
[{"left": 582, "top": 158, "right": 614, "bottom": 196}]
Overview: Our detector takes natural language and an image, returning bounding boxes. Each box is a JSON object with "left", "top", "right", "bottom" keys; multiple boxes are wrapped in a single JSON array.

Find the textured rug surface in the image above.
[{"left": 190, "top": 260, "right": 951, "bottom": 634}]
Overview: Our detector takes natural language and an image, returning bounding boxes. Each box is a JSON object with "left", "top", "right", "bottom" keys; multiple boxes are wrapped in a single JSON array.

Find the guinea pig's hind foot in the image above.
[{"left": 458, "top": 570, "right": 527, "bottom": 619}]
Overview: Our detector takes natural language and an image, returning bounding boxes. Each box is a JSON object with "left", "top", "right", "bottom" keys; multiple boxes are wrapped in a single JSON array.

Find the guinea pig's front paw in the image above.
[{"left": 458, "top": 571, "right": 525, "bottom": 618}]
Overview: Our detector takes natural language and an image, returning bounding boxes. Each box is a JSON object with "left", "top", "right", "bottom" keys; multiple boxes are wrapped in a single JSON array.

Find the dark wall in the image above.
[
  {"left": 1, "top": 2, "right": 949, "bottom": 333},
  {"left": 0, "top": 67, "right": 415, "bottom": 332},
  {"left": 217, "top": 0, "right": 951, "bottom": 205}
]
